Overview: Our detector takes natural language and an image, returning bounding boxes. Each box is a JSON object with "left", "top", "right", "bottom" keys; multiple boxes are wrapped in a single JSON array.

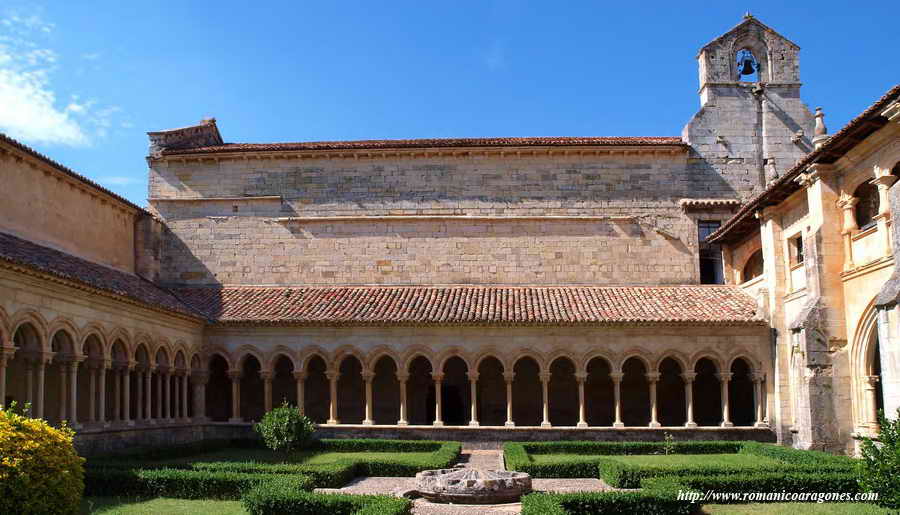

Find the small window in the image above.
[
  {"left": 699, "top": 221, "right": 724, "bottom": 284},
  {"left": 742, "top": 249, "right": 764, "bottom": 282},
  {"left": 854, "top": 181, "right": 879, "bottom": 230},
  {"left": 790, "top": 236, "right": 804, "bottom": 266}
]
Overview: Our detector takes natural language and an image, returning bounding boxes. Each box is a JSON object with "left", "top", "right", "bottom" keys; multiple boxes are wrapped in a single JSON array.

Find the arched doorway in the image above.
[
  {"left": 512, "top": 357, "right": 542, "bottom": 426},
  {"left": 548, "top": 357, "right": 578, "bottom": 426},
  {"left": 46, "top": 330, "right": 76, "bottom": 426},
  {"left": 371, "top": 356, "right": 400, "bottom": 425},
  {"left": 206, "top": 354, "right": 231, "bottom": 421},
  {"left": 477, "top": 357, "right": 506, "bottom": 426},
  {"left": 272, "top": 356, "right": 296, "bottom": 408},
  {"left": 585, "top": 357, "right": 614, "bottom": 426},
  {"left": 620, "top": 357, "right": 650, "bottom": 426},
  {"left": 133, "top": 343, "right": 152, "bottom": 423},
  {"left": 441, "top": 357, "right": 470, "bottom": 426},
  {"left": 407, "top": 356, "right": 435, "bottom": 425},
  {"left": 303, "top": 356, "right": 329, "bottom": 423},
  {"left": 78, "top": 335, "right": 104, "bottom": 425},
  {"left": 729, "top": 358, "right": 755, "bottom": 426},
  {"left": 7, "top": 323, "right": 43, "bottom": 415},
  {"left": 336, "top": 355, "right": 364, "bottom": 423},
  {"left": 240, "top": 355, "right": 264, "bottom": 422},
  {"left": 658, "top": 358, "right": 686, "bottom": 426},
  {"left": 694, "top": 358, "right": 722, "bottom": 426}
]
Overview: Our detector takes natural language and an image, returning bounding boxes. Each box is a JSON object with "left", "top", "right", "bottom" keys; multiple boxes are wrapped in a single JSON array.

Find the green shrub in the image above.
[
  {"left": 84, "top": 467, "right": 313, "bottom": 499},
  {"left": 0, "top": 404, "right": 85, "bottom": 515},
  {"left": 739, "top": 441, "right": 856, "bottom": 468},
  {"left": 857, "top": 409, "right": 900, "bottom": 509},
  {"left": 255, "top": 402, "right": 316, "bottom": 454},
  {"left": 517, "top": 440, "right": 744, "bottom": 456},
  {"left": 520, "top": 490, "right": 693, "bottom": 515},
  {"left": 241, "top": 485, "right": 411, "bottom": 515},
  {"left": 661, "top": 471, "right": 861, "bottom": 503}
]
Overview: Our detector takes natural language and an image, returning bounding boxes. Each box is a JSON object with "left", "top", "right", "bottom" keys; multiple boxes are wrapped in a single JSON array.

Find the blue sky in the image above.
[{"left": 1, "top": 1, "right": 896, "bottom": 206}]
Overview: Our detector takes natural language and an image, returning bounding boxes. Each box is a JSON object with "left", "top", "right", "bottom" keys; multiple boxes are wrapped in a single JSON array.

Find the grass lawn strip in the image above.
[
  {"left": 598, "top": 453, "right": 783, "bottom": 468},
  {"left": 82, "top": 497, "right": 247, "bottom": 515}
]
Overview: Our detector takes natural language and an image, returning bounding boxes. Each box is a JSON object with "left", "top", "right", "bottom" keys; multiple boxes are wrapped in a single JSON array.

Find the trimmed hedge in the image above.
[
  {"left": 84, "top": 467, "right": 314, "bottom": 499},
  {"left": 516, "top": 440, "right": 744, "bottom": 456},
  {"left": 739, "top": 441, "right": 857, "bottom": 468},
  {"left": 651, "top": 471, "right": 862, "bottom": 503},
  {"left": 242, "top": 484, "right": 411, "bottom": 515},
  {"left": 520, "top": 478, "right": 692, "bottom": 515}
]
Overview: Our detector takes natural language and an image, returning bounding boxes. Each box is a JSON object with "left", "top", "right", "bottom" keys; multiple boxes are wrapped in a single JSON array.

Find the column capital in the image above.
[
  {"left": 325, "top": 371, "right": 340, "bottom": 381},
  {"left": 502, "top": 371, "right": 515, "bottom": 383},
  {"left": 466, "top": 371, "right": 479, "bottom": 382},
  {"left": 645, "top": 372, "right": 661, "bottom": 382},
  {"left": 431, "top": 373, "right": 444, "bottom": 382},
  {"left": 716, "top": 372, "right": 733, "bottom": 382},
  {"left": 752, "top": 372, "right": 766, "bottom": 383},
  {"left": 227, "top": 370, "right": 243, "bottom": 380},
  {"left": 836, "top": 193, "right": 859, "bottom": 210},
  {"left": 361, "top": 371, "right": 375, "bottom": 381},
  {"left": 259, "top": 370, "right": 273, "bottom": 381},
  {"left": 873, "top": 171, "right": 898, "bottom": 189},
  {"left": 395, "top": 372, "right": 409, "bottom": 382},
  {"left": 292, "top": 371, "right": 307, "bottom": 381},
  {"left": 610, "top": 372, "right": 624, "bottom": 382},
  {"left": 539, "top": 371, "right": 552, "bottom": 383},
  {"left": 866, "top": 375, "right": 881, "bottom": 387},
  {"left": 574, "top": 372, "right": 588, "bottom": 382},
  {"left": 680, "top": 371, "right": 697, "bottom": 382}
]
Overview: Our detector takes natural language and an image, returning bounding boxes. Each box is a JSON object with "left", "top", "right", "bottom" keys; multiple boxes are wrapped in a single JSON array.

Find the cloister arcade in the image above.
[{"left": 202, "top": 346, "right": 769, "bottom": 429}]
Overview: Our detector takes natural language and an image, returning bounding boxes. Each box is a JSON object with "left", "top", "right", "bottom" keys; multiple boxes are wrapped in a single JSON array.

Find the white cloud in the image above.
[
  {"left": 100, "top": 175, "right": 141, "bottom": 186},
  {"left": 0, "top": 11, "right": 120, "bottom": 146}
]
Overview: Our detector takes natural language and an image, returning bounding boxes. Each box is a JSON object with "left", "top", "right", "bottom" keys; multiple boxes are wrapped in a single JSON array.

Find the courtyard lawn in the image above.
[
  {"left": 164, "top": 448, "right": 436, "bottom": 465},
  {"left": 599, "top": 453, "right": 783, "bottom": 467},
  {"left": 82, "top": 497, "right": 246, "bottom": 515},
  {"left": 701, "top": 503, "right": 892, "bottom": 514}
]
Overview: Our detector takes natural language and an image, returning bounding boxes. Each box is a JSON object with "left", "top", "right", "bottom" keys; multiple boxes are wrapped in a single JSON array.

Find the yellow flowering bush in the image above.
[{"left": 0, "top": 405, "right": 85, "bottom": 514}]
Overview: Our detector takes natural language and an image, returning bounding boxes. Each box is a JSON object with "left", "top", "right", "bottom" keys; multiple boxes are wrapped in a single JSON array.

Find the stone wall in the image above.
[{"left": 149, "top": 152, "right": 742, "bottom": 286}]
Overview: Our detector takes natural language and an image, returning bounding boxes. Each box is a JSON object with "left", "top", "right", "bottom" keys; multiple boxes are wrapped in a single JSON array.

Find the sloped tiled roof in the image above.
[
  {"left": 0, "top": 231, "right": 200, "bottom": 319},
  {"left": 159, "top": 136, "right": 686, "bottom": 156},
  {"left": 174, "top": 285, "right": 763, "bottom": 326}
]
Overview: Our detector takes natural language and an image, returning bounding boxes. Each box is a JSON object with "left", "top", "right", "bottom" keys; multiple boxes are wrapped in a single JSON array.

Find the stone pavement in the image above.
[{"left": 314, "top": 448, "right": 613, "bottom": 514}]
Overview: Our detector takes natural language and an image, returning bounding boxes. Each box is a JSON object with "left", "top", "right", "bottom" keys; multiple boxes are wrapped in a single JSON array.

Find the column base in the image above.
[
  {"left": 613, "top": 422, "right": 625, "bottom": 428},
  {"left": 540, "top": 421, "right": 551, "bottom": 428},
  {"left": 432, "top": 421, "right": 444, "bottom": 427},
  {"left": 228, "top": 417, "right": 243, "bottom": 423},
  {"left": 576, "top": 422, "right": 588, "bottom": 428},
  {"left": 649, "top": 421, "right": 661, "bottom": 428},
  {"left": 125, "top": 420, "right": 135, "bottom": 427},
  {"left": 326, "top": 419, "right": 339, "bottom": 425},
  {"left": 397, "top": 420, "right": 408, "bottom": 426},
  {"left": 721, "top": 421, "right": 734, "bottom": 428},
  {"left": 685, "top": 422, "right": 698, "bottom": 428},
  {"left": 504, "top": 421, "right": 515, "bottom": 427},
  {"left": 362, "top": 419, "right": 374, "bottom": 425},
  {"left": 753, "top": 422, "right": 770, "bottom": 428},
  {"left": 468, "top": 421, "right": 480, "bottom": 427}
]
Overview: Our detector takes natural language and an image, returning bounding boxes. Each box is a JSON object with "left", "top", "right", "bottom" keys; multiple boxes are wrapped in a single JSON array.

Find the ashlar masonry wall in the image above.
[{"left": 149, "top": 151, "right": 740, "bottom": 286}]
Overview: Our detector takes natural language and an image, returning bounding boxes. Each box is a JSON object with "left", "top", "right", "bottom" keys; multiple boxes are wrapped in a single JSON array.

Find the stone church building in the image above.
[{"left": 0, "top": 16, "right": 897, "bottom": 455}]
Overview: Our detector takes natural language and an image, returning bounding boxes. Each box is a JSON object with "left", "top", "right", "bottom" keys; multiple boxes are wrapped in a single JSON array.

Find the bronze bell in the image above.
[{"left": 740, "top": 58, "right": 756, "bottom": 76}]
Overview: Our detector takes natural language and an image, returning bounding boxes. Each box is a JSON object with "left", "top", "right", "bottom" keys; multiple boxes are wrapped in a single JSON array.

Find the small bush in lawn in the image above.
[
  {"left": 857, "top": 408, "right": 900, "bottom": 509},
  {"left": 254, "top": 402, "right": 316, "bottom": 454},
  {"left": 662, "top": 432, "right": 675, "bottom": 455}
]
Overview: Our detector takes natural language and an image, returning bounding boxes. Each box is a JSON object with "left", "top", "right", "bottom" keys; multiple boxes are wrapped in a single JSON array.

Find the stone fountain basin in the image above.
[{"left": 414, "top": 468, "right": 532, "bottom": 504}]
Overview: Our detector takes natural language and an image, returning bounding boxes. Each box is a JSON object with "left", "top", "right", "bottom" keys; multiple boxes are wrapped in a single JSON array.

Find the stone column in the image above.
[
  {"left": 576, "top": 372, "right": 587, "bottom": 428},
  {"left": 164, "top": 369, "right": 172, "bottom": 422},
  {"left": 145, "top": 368, "right": 154, "bottom": 423},
  {"left": 611, "top": 372, "right": 624, "bottom": 428},
  {"left": 88, "top": 365, "right": 96, "bottom": 423},
  {"left": 192, "top": 371, "right": 208, "bottom": 422},
  {"left": 181, "top": 373, "right": 189, "bottom": 420},
  {"left": 326, "top": 371, "right": 339, "bottom": 424},
  {"left": 397, "top": 373, "right": 409, "bottom": 426},
  {"left": 873, "top": 170, "right": 898, "bottom": 256},
  {"left": 98, "top": 363, "right": 107, "bottom": 424},
  {"left": 35, "top": 358, "right": 45, "bottom": 419},
  {"left": 155, "top": 368, "right": 163, "bottom": 420},
  {"left": 503, "top": 372, "right": 515, "bottom": 427},
  {"left": 647, "top": 372, "right": 661, "bottom": 428},
  {"left": 539, "top": 371, "right": 551, "bottom": 428},
  {"left": 0, "top": 352, "right": 6, "bottom": 408},
  {"left": 468, "top": 371, "right": 479, "bottom": 427},
  {"left": 362, "top": 371, "right": 374, "bottom": 425},
  {"left": 26, "top": 362, "right": 34, "bottom": 411},
  {"left": 682, "top": 372, "right": 696, "bottom": 428},
  {"left": 261, "top": 371, "right": 273, "bottom": 413},
  {"left": 837, "top": 194, "right": 858, "bottom": 270},
  {"left": 753, "top": 373, "right": 768, "bottom": 428},
  {"left": 58, "top": 362, "right": 67, "bottom": 422},
  {"left": 123, "top": 365, "right": 132, "bottom": 425},
  {"left": 865, "top": 375, "right": 881, "bottom": 428},
  {"left": 292, "top": 371, "right": 306, "bottom": 415},
  {"left": 718, "top": 372, "right": 733, "bottom": 427},
  {"left": 228, "top": 370, "right": 242, "bottom": 423},
  {"left": 135, "top": 366, "right": 144, "bottom": 422},
  {"left": 113, "top": 367, "right": 121, "bottom": 422},
  {"left": 68, "top": 361, "right": 79, "bottom": 427},
  {"left": 432, "top": 373, "right": 444, "bottom": 427}
]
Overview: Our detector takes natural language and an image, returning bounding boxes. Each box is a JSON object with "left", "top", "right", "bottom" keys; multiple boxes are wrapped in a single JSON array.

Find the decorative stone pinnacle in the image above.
[{"left": 813, "top": 107, "right": 830, "bottom": 149}]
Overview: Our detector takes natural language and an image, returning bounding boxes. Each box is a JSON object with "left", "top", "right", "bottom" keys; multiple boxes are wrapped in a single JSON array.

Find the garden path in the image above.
[{"left": 314, "top": 447, "right": 613, "bottom": 514}]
